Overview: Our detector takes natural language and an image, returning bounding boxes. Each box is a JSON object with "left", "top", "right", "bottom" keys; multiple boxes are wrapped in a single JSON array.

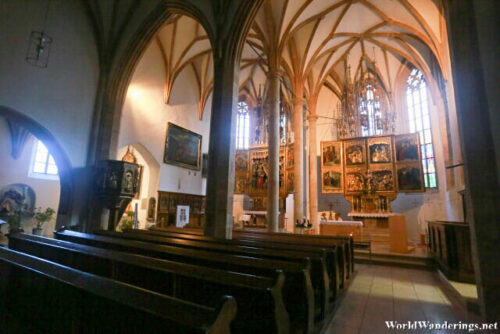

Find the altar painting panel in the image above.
[
  {"left": 367, "top": 136, "right": 392, "bottom": 164},
  {"left": 279, "top": 148, "right": 286, "bottom": 196},
  {"left": 396, "top": 162, "right": 424, "bottom": 192},
  {"left": 286, "top": 170, "right": 294, "bottom": 194},
  {"left": 321, "top": 141, "right": 343, "bottom": 193},
  {"left": 286, "top": 144, "right": 294, "bottom": 170},
  {"left": 394, "top": 133, "right": 424, "bottom": 192},
  {"left": 321, "top": 141, "right": 342, "bottom": 166},
  {"left": 369, "top": 166, "right": 395, "bottom": 192},
  {"left": 343, "top": 139, "right": 367, "bottom": 167},
  {"left": 345, "top": 168, "right": 366, "bottom": 193},
  {"left": 394, "top": 133, "right": 420, "bottom": 162},
  {"left": 322, "top": 170, "right": 343, "bottom": 193},
  {"left": 234, "top": 150, "right": 248, "bottom": 194},
  {"left": 367, "top": 136, "right": 396, "bottom": 193},
  {"left": 248, "top": 149, "right": 268, "bottom": 196}
]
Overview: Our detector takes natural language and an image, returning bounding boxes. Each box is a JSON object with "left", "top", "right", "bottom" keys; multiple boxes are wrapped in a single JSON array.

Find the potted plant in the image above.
[
  {"left": 118, "top": 211, "right": 135, "bottom": 231},
  {"left": 33, "top": 207, "right": 55, "bottom": 235}
]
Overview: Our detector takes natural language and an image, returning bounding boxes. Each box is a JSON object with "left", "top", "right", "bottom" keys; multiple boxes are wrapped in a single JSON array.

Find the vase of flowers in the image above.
[{"left": 33, "top": 207, "right": 55, "bottom": 235}]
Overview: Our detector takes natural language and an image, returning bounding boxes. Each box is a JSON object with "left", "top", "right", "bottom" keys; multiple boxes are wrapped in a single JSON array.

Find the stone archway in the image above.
[{"left": 0, "top": 105, "right": 73, "bottom": 228}]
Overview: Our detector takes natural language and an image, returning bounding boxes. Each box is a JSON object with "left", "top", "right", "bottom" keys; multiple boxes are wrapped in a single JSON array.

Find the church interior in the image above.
[{"left": 0, "top": 0, "right": 498, "bottom": 332}]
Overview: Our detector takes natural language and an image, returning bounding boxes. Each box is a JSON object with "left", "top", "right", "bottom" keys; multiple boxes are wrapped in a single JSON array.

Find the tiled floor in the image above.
[{"left": 326, "top": 264, "right": 477, "bottom": 333}]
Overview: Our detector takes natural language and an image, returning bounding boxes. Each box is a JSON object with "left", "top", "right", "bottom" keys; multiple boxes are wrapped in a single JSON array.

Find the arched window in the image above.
[
  {"left": 280, "top": 111, "right": 287, "bottom": 144},
  {"left": 406, "top": 68, "right": 436, "bottom": 188},
  {"left": 358, "top": 81, "right": 382, "bottom": 137},
  {"left": 236, "top": 101, "right": 250, "bottom": 149},
  {"left": 30, "top": 139, "right": 58, "bottom": 178}
]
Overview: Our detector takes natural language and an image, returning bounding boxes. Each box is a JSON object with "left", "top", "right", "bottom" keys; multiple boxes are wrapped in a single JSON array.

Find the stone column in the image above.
[
  {"left": 267, "top": 70, "right": 280, "bottom": 232},
  {"left": 204, "top": 56, "right": 239, "bottom": 239},
  {"left": 293, "top": 85, "right": 304, "bottom": 223},
  {"left": 445, "top": 0, "right": 500, "bottom": 321},
  {"left": 308, "top": 114, "right": 319, "bottom": 230}
]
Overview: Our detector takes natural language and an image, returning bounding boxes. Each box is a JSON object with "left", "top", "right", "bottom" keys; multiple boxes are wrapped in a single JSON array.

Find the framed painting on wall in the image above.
[{"left": 164, "top": 122, "right": 202, "bottom": 170}]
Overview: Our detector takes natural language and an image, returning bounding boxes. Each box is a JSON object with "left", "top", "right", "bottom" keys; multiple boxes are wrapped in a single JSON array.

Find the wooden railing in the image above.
[{"left": 428, "top": 221, "right": 475, "bottom": 283}]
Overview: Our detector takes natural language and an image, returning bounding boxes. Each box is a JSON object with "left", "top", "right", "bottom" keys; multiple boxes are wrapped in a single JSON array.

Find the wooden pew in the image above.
[
  {"left": 233, "top": 230, "right": 354, "bottom": 278},
  {"left": 120, "top": 228, "right": 342, "bottom": 298},
  {"left": 53, "top": 230, "right": 314, "bottom": 333},
  {"left": 8, "top": 233, "right": 290, "bottom": 334},
  {"left": 0, "top": 247, "right": 236, "bottom": 334},
  {"left": 94, "top": 229, "right": 334, "bottom": 317},
  {"left": 150, "top": 226, "right": 354, "bottom": 277}
]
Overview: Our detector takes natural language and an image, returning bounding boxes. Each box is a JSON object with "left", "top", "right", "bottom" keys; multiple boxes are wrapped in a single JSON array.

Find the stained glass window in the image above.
[
  {"left": 359, "top": 81, "right": 383, "bottom": 137},
  {"left": 406, "top": 68, "right": 436, "bottom": 188},
  {"left": 31, "top": 140, "right": 58, "bottom": 176},
  {"left": 236, "top": 101, "right": 250, "bottom": 149}
]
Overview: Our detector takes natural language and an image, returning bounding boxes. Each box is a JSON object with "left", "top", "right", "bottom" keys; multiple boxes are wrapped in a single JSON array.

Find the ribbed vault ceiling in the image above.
[{"left": 240, "top": 0, "right": 446, "bottom": 106}]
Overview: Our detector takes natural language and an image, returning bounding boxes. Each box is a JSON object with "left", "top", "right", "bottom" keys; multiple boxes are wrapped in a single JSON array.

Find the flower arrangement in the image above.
[{"left": 295, "top": 218, "right": 312, "bottom": 229}]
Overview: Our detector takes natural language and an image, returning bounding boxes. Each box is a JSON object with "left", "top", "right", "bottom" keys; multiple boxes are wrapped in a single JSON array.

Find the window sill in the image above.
[{"left": 28, "top": 171, "right": 59, "bottom": 181}]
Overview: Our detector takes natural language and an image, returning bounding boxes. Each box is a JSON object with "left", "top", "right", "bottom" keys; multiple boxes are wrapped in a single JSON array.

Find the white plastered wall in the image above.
[{"left": 117, "top": 33, "right": 212, "bottom": 224}]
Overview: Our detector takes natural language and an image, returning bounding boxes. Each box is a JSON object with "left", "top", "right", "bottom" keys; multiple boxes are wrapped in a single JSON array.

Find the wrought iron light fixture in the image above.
[
  {"left": 26, "top": 0, "right": 52, "bottom": 68},
  {"left": 335, "top": 57, "right": 395, "bottom": 139}
]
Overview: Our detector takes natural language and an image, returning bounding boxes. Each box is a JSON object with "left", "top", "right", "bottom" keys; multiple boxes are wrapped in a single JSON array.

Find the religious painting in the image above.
[
  {"left": 368, "top": 143, "right": 392, "bottom": 164},
  {"left": 0, "top": 184, "right": 36, "bottom": 216},
  {"left": 164, "top": 123, "right": 202, "bottom": 170},
  {"left": 234, "top": 175, "right": 247, "bottom": 194},
  {"left": 321, "top": 141, "right": 342, "bottom": 166},
  {"left": 396, "top": 164, "right": 424, "bottom": 192},
  {"left": 249, "top": 149, "right": 268, "bottom": 195},
  {"left": 345, "top": 172, "right": 365, "bottom": 193},
  {"left": 279, "top": 149, "right": 286, "bottom": 196},
  {"left": 234, "top": 150, "right": 249, "bottom": 194},
  {"left": 371, "top": 170, "right": 395, "bottom": 192},
  {"left": 322, "top": 170, "right": 343, "bottom": 193},
  {"left": 344, "top": 140, "right": 366, "bottom": 166},
  {"left": 395, "top": 133, "right": 420, "bottom": 162},
  {"left": 286, "top": 171, "right": 294, "bottom": 193},
  {"left": 252, "top": 197, "right": 266, "bottom": 211},
  {"left": 235, "top": 150, "right": 249, "bottom": 173},
  {"left": 286, "top": 144, "right": 294, "bottom": 169}
]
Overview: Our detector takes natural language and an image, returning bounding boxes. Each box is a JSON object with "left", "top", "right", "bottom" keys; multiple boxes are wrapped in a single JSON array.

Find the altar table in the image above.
[{"left": 319, "top": 220, "right": 363, "bottom": 237}]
